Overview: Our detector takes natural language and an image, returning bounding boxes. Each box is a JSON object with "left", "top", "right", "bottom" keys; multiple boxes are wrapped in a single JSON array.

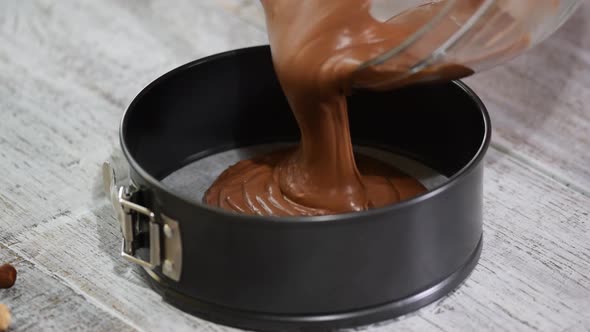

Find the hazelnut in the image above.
[
  {"left": 0, "top": 265, "right": 16, "bottom": 289},
  {"left": 0, "top": 304, "right": 10, "bottom": 332}
]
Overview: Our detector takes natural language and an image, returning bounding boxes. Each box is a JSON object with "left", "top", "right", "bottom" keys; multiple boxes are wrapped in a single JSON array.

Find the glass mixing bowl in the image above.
[{"left": 355, "top": 0, "right": 583, "bottom": 88}]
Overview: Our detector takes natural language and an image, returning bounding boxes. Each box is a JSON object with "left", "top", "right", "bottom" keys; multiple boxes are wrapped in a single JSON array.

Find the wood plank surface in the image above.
[
  {"left": 465, "top": 3, "right": 590, "bottom": 194},
  {"left": 0, "top": 0, "right": 588, "bottom": 331},
  {"left": 0, "top": 244, "right": 134, "bottom": 331}
]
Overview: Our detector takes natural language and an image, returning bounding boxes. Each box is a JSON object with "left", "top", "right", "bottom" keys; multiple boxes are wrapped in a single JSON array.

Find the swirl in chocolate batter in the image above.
[{"left": 204, "top": 149, "right": 426, "bottom": 216}]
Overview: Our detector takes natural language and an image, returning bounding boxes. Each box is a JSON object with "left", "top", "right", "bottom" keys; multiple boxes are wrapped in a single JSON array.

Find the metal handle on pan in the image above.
[{"left": 102, "top": 161, "right": 182, "bottom": 282}]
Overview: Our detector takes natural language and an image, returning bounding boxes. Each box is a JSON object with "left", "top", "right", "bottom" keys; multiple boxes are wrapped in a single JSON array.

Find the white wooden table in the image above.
[{"left": 0, "top": 1, "right": 588, "bottom": 331}]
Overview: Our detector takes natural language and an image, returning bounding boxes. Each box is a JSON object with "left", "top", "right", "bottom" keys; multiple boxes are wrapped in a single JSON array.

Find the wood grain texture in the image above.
[
  {"left": 465, "top": 3, "right": 590, "bottom": 195},
  {"left": 0, "top": 0, "right": 588, "bottom": 331},
  {"left": 0, "top": 244, "right": 134, "bottom": 331}
]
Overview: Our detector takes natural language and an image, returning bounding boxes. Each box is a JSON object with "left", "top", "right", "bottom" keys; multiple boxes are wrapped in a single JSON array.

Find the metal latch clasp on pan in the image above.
[{"left": 102, "top": 162, "right": 182, "bottom": 282}]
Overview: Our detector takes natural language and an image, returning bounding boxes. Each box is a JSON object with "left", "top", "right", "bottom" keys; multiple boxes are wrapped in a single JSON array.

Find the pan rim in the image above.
[{"left": 120, "top": 45, "right": 491, "bottom": 224}]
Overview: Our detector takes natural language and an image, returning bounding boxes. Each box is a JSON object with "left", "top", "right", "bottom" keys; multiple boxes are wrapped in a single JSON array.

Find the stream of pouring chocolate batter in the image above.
[
  {"left": 203, "top": 0, "right": 542, "bottom": 216},
  {"left": 204, "top": 0, "right": 429, "bottom": 216}
]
